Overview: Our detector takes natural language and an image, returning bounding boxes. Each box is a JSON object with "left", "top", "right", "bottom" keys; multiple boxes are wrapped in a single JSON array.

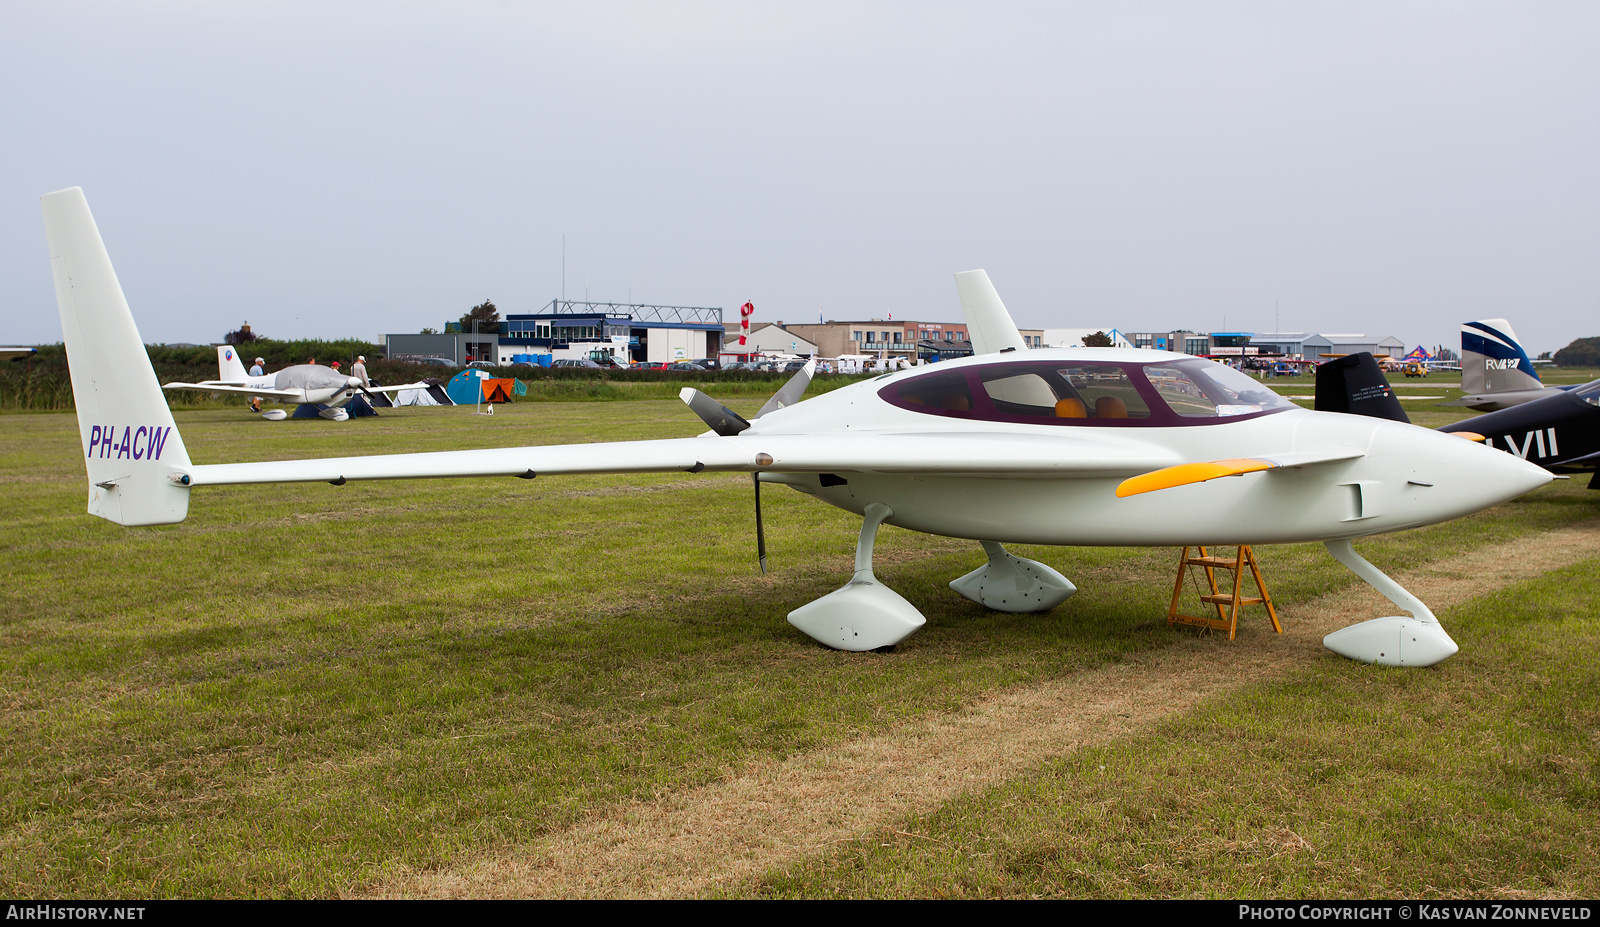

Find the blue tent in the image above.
[{"left": 446, "top": 369, "right": 491, "bottom": 405}]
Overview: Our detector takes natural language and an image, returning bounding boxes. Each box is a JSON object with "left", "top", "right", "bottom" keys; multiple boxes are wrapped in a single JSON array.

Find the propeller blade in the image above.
[
  {"left": 756, "top": 359, "right": 815, "bottom": 418},
  {"left": 679, "top": 388, "right": 750, "bottom": 435}
]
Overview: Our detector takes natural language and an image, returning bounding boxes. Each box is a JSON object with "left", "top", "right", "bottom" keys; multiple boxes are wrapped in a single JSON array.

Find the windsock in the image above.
[{"left": 739, "top": 301, "right": 754, "bottom": 346}]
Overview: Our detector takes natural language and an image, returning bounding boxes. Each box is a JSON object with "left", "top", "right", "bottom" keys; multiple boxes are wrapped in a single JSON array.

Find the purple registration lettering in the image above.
[{"left": 145, "top": 426, "right": 170, "bottom": 461}]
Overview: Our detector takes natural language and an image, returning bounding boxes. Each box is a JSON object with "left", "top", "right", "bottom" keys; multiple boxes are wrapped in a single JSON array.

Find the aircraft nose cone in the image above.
[
  {"left": 1379, "top": 423, "right": 1552, "bottom": 517},
  {"left": 1452, "top": 432, "right": 1552, "bottom": 498},
  {"left": 347, "top": 376, "right": 362, "bottom": 388},
  {"left": 1506, "top": 448, "right": 1556, "bottom": 495}
]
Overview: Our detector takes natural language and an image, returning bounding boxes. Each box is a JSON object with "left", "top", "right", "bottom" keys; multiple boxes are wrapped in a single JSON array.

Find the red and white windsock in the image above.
[{"left": 738, "top": 301, "right": 754, "bottom": 346}]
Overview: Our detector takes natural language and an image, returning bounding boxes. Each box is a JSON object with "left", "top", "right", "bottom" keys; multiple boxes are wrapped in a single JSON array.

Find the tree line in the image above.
[{"left": 1553, "top": 337, "right": 1600, "bottom": 368}]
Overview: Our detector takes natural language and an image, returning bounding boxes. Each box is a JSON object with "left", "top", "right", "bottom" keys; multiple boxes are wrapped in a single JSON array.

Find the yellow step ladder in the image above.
[{"left": 1168, "top": 545, "right": 1282, "bottom": 640}]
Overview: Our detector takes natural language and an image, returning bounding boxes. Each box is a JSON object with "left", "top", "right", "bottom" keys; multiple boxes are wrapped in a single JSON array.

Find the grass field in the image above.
[{"left": 1, "top": 381, "right": 1596, "bottom": 898}]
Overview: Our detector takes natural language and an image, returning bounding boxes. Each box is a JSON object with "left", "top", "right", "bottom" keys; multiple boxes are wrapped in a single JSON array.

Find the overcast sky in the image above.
[{"left": 3, "top": 1, "right": 1596, "bottom": 355}]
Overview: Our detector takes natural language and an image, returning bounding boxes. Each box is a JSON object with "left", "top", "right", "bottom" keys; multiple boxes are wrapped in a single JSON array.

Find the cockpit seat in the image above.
[
  {"left": 1055, "top": 397, "right": 1087, "bottom": 418},
  {"left": 1095, "top": 396, "right": 1128, "bottom": 419}
]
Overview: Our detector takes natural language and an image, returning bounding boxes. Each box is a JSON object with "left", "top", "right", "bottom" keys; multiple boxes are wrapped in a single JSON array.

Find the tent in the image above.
[
  {"left": 481, "top": 378, "right": 515, "bottom": 403},
  {"left": 446, "top": 369, "right": 491, "bottom": 405},
  {"left": 393, "top": 378, "right": 454, "bottom": 406}
]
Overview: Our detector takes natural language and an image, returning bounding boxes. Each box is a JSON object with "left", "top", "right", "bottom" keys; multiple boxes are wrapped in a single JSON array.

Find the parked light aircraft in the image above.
[
  {"left": 163, "top": 345, "right": 431, "bottom": 421},
  {"left": 1, "top": 346, "right": 38, "bottom": 360},
  {"left": 1439, "top": 383, "right": 1600, "bottom": 490},
  {"left": 44, "top": 187, "right": 1552, "bottom": 667},
  {"left": 1443, "top": 319, "right": 1567, "bottom": 411}
]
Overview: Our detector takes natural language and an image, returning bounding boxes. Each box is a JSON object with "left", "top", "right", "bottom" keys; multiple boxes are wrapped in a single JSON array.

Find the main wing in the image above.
[
  {"left": 44, "top": 185, "right": 1365, "bottom": 527},
  {"left": 162, "top": 381, "right": 305, "bottom": 401},
  {"left": 183, "top": 431, "right": 1186, "bottom": 487}
]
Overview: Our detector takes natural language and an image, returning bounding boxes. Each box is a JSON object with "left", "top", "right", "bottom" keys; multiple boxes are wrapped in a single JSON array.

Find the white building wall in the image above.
[{"left": 647, "top": 328, "right": 698, "bottom": 362}]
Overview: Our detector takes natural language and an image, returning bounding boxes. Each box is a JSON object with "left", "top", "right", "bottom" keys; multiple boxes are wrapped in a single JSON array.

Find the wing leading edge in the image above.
[
  {"left": 162, "top": 382, "right": 306, "bottom": 401},
  {"left": 182, "top": 431, "right": 1189, "bottom": 488}
]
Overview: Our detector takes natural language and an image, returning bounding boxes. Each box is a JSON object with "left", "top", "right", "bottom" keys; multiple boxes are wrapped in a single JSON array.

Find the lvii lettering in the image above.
[{"left": 1499, "top": 428, "right": 1559, "bottom": 460}]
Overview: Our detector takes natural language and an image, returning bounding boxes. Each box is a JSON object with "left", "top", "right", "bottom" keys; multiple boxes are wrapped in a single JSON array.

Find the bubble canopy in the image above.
[{"left": 878, "top": 358, "right": 1298, "bottom": 427}]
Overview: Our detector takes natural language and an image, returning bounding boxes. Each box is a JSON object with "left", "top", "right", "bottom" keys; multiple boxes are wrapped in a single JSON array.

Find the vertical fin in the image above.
[
  {"left": 42, "top": 187, "right": 192, "bottom": 526},
  {"left": 1461, "top": 319, "right": 1542, "bottom": 397},
  {"left": 954, "top": 270, "right": 1028, "bottom": 355},
  {"left": 1313, "top": 352, "right": 1410, "bottom": 423},
  {"left": 216, "top": 345, "right": 250, "bottom": 383}
]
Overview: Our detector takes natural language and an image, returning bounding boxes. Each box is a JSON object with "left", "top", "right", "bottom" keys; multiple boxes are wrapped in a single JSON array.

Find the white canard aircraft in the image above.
[
  {"left": 44, "top": 187, "right": 1551, "bottom": 667},
  {"left": 163, "top": 345, "right": 432, "bottom": 421}
]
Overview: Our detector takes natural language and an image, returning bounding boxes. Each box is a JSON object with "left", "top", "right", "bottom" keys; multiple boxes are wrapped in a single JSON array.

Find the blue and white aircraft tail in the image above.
[
  {"left": 42, "top": 187, "right": 193, "bottom": 526},
  {"left": 1449, "top": 318, "right": 1561, "bottom": 411}
]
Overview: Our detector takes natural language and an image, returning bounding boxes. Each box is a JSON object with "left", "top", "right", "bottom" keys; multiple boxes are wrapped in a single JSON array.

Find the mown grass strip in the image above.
[{"left": 741, "top": 558, "right": 1600, "bottom": 899}]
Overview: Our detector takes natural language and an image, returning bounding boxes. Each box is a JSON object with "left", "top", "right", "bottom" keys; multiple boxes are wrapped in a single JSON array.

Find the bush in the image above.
[
  {"left": 1552, "top": 337, "right": 1600, "bottom": 368},
  {"left": 0, "top": 339, "right": 384, "bottom": 411}
]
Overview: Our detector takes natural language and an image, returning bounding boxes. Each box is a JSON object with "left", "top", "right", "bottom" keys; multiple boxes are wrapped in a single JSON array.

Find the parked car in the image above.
[
  {"left": 666, "top": 363, "right": 704, "bottom": 372},
  {"left": 552, "top": 358, "right": 602, "bottom": 368}
]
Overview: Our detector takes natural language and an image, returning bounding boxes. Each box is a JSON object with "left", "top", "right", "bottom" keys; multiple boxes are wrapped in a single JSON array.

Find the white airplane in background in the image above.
[
  {"left": 1, "top": 346, "right": 38, "bottom": 360},
  {"left": 44, "top": 187, "right": 1551, "bottom": 667},
  {"left": 163, "top": 345, "right": 433, "bottom": 421}
]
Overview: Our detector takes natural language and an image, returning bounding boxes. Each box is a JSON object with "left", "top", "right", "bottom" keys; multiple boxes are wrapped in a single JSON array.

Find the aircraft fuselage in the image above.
[
  {"left": 755, "top": 349, "right": 1550, "bottom": 547},
  {"left": 1441, "top": 381, "right": 1600, "bottom": 484}
]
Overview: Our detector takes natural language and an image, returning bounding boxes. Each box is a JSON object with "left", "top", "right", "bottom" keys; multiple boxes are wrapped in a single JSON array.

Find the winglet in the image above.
[
  {"left": 954, "top": 270, "right": 1028, "bottom": 355},
  {"left": 42, "top": 187, "right": 193, "bottom": 526}
]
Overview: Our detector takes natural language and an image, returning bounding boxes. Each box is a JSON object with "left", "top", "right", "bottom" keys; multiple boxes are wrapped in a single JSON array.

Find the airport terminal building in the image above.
[
  {"left": 1248, "top": 333, "right": 1406, "bottom": 362},
  {"left": 386, "top": 300, "right": 725, "bottom": 365}
]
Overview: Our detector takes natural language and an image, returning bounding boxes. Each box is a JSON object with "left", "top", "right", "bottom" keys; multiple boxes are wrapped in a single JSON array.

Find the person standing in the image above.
[
  {"left": 249, "top": 356, "right": 265, "bottom": 413},
  {"left": 352, "top": 355, "right": 368, "bottom": 386}
]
